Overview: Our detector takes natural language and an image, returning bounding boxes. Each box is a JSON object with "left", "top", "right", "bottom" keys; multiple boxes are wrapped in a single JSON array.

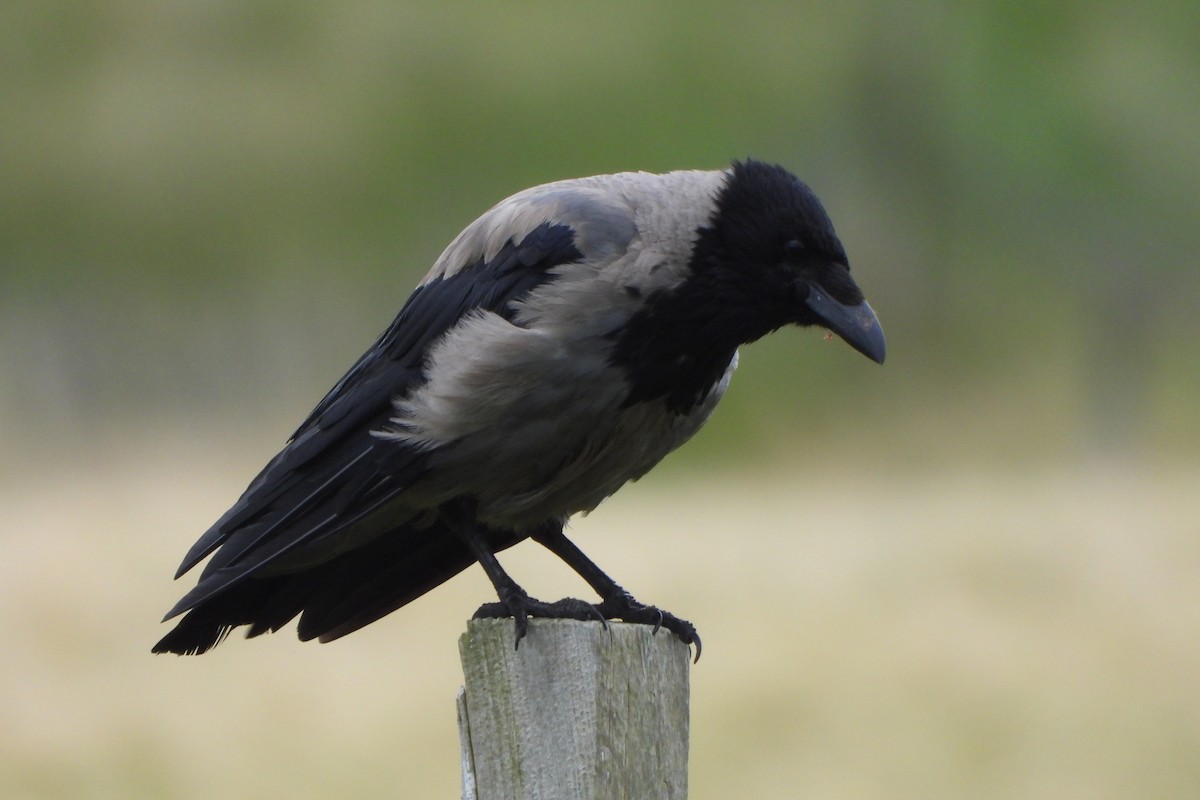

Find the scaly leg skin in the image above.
[
  {"left": 592, "top": 589, "right": 701, "bottom": 662},
  {"left": 447, "top": 502, "right": 701, "bottom": 661},
  {"left": 443, "top": 501, "right": 605, "bottom": 649},
  {"left": 532, "top": 524, "right": 703, "bottom": 662}
]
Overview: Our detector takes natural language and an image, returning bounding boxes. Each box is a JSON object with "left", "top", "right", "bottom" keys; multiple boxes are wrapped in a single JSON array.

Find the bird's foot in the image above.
[
  {"left": 473, "top": 588, "right": 701, "bottom": 662},
  {"left": 595, "top": 591, "right": 702, "bottom": 662},
  {"left": 473, "top": 588, "right": 606, "bottom": 649}
]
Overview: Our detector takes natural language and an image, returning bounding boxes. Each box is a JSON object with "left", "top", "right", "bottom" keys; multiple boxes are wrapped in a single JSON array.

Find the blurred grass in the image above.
[
  {"left": 2, "top": 1, "right": 1197, "bottom": 462},
  {"left": 1, "top": 433, "right": 1198, "bottom": 799},
  {"left": 1, "top": 2, "right": 1198, "bottom": 798}
]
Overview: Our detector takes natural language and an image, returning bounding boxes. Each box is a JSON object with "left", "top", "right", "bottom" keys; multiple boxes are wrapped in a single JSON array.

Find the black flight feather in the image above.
[{"left": 154, "top": 223, "right": 582, "bottom": 654}]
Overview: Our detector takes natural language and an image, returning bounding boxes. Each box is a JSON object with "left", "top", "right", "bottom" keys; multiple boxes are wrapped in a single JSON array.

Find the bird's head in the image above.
[{"left": 695, "top": 160, "right": 886, "bottom": 364}]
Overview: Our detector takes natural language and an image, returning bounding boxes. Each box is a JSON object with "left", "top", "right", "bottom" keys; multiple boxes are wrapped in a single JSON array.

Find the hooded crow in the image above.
[{"left": 154, "top": 159, "right": 885, "bottom": 659}]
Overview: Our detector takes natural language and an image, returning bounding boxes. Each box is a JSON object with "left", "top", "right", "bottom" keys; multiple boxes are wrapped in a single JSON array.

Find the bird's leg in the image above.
[
  {"left": 531, "top": 525, "right": 702, "bottom": 661},
  {"left": 443, "top": 501, "right": 603, "bottom": 649}
]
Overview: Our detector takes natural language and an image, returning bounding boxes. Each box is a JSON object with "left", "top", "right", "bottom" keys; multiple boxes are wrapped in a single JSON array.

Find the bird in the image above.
[{"left": 153, "top": 159, "right": 885, "bottom": 659}]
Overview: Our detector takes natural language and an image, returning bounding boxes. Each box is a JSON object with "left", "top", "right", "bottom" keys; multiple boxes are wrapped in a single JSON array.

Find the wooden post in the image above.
[{"left": 457, "top": 618, "right": 691, "bottom": 800}]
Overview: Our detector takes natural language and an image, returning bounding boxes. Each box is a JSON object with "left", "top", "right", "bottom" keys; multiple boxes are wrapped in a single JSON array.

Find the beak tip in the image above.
[
  {"left": 804, "top": 287, "right": 887, "bottom": 366},
  {"left": 859, "top": 328, "right": 886, "bottom": 365},
  {"left": 835, "top": 300, "right": 886, "bottom": 365}
]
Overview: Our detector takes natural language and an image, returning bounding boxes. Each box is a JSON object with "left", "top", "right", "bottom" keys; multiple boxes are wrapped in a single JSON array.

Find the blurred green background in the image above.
[{"left": 2, "top": 3, "right": 1197, "bottom": 799}]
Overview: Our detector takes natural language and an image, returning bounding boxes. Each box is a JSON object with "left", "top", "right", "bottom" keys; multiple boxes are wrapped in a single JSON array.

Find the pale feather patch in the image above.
[
  {"left": 375, "top": 166, "right": 737, "bottom": 528},
  {"left": 422, "top": 168, "right": 728, "bottom": 286}
]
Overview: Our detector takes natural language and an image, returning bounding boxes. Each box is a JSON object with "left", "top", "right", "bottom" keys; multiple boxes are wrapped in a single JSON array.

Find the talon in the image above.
[
  {"left": 474, "top": 593, "right": 612, "bottom": 651},
  {"left": 512, "top": 614, "right": 528, "bottom": 650},
  {"left": 473, "top": 589, "right": 533, "bottom": 651},
  {"left": 592, "top": 592, "right": 700, "bottom": 655}
]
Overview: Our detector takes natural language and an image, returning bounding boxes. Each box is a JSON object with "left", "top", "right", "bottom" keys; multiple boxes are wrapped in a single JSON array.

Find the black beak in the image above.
[{"left": 804, "top": 286, "right": 886, "bottom": 364}]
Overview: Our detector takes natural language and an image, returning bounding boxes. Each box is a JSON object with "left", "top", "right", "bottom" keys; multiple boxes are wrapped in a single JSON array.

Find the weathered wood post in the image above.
[{"left": 457, "top": 618, "right": 691, "bottom": 800}]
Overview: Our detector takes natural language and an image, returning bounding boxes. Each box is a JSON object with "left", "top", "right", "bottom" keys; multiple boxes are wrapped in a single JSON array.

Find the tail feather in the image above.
[{"left": 153, "top": 519, "right": 490, "bottom": 655}]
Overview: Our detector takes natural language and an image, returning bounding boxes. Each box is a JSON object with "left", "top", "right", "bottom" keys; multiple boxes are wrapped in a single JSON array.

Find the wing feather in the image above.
[{"left": 158, "top": 221, "right": 583, "bottom": 644}]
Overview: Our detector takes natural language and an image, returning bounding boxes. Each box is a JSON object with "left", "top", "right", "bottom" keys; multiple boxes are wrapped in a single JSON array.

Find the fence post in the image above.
[{"left": 457, "top": 618, "right": 691, "bottom": 800}]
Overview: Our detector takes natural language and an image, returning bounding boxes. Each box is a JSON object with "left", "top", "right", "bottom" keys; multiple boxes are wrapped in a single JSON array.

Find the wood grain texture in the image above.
[{"left": 458, "top": 618, "right": 690, "bottom": 800}]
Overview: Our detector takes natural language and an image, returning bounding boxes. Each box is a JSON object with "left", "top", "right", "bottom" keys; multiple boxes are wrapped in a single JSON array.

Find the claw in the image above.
[
  {"left": 591, "top": 592, "right": 701, "bottom": 661},
  {"left": 473, "top": 585, "right": 533, "bottom": 650},
  {"left": 475, "top": 589, "right": 701, "bottom": 661},
  {"left": 472, "top": 601, "right": 527, "bottom": 649},
  {"left": 474, "top": 593, "right": 614, "bottom": 650}
]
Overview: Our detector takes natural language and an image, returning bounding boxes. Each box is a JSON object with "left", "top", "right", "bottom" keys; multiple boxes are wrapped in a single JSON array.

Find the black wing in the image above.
[{"left": 154, "top": 222, "right": 581, "bottom": 653}]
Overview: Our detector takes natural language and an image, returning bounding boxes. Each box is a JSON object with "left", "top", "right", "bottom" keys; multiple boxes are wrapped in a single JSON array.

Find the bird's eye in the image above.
[{"left": 783, "top": 239, "right": 805, "bottom": 261}]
